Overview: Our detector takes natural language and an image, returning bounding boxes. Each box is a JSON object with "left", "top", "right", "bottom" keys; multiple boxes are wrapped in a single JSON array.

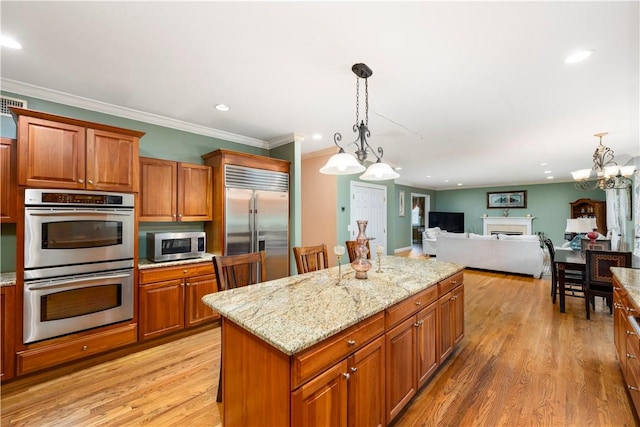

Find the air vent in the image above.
[{"left": 0, "top": 96, "right": 27, "bottom": 116}]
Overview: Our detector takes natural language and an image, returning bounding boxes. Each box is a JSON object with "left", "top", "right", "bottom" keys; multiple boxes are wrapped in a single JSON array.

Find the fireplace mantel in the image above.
[{"left": 482, "top": 216, "right": 535, "bottom": 235}]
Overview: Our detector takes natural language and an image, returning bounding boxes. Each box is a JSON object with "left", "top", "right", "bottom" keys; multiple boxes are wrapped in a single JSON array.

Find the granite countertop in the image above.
[
  {"left": 1, "top": 272, "right": 16, "bottom": 287},
  {"left": 138, "top": 253, "right": 214, "bottom": 270},
  {"left": 202, "top": 256, "right": 463, "bottom": 356},
  {"left": 612, "top": 267, "right": 640, "bottom": 306}
]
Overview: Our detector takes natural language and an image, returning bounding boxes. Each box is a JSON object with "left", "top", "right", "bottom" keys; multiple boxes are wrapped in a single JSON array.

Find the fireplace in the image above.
[{"left": 482, "top": 217, "right": 534, "bottom": 235}]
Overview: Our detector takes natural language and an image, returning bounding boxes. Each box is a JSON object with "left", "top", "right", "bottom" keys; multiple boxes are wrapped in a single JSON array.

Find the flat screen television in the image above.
[{"left": 428, "top": 211, "right": 465, "bottom": 233}]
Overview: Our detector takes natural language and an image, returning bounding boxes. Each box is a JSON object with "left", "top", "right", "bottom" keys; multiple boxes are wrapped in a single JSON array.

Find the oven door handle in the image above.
[
  {"left": 26, "top": 273, "right": 131, "bottom": 290},
  {"left": 27, "top": 211, "right": 132, "bottom": 216}
]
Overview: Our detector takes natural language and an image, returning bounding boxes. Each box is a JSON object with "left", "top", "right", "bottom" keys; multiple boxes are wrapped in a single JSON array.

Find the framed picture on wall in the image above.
[
  {"left": 399, "top": 191, "right": 405, "bottom": 216},
  {"left": 487, "top": 190, "right": 527, "bottom": 209}
]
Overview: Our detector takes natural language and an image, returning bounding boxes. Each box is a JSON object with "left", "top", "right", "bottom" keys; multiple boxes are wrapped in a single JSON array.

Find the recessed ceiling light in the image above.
[
  {"left": 312, "top": 133, "right": 322, "bottom": 140},
  {"left": 215, "top": 104, "right": 229, "bottom": 112},
  {"left": 444, "top": 179, "right": 449, "bottom": 183},
  {"left": 1, "top": 35, "right": 22, "bottom": 49},
  {"left": 457, "top": 183, "right": 463, "bottom": 186},
  {"left": 547, "top": 176, "right": 554, "bottom": 180},
  {"left": 564, "top": 50, "right": 594, "bottom": 64},
  {"left": 544, "top": 170, "right": 552, "bottom": 174},
  {"left": 426, "top": 175, "right": 431, "bottom": 178},
  {"left": 539, "top": 162, "right": 548, "bottom": 166},
  {"left": 394, "top": 167, "right": 402, "bottom": 171}
]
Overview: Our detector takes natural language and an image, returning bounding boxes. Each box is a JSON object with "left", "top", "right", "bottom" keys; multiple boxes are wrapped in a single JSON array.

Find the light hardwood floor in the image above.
[{"left": 2, "top": 254, "right": 638, "bottom": 426}]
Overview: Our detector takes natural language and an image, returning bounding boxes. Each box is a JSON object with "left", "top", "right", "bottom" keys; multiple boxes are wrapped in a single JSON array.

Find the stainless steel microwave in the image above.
[{"left": 146, "top": 232, "right": 206, "bottom": 262}]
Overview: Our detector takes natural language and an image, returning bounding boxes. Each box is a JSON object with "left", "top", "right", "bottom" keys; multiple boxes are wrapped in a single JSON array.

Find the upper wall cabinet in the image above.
[
  {"left": 0, "top": 138, "right": 17, "bottom": 223},
  {"left": 11, "top": 107, "right": 145, "bottom": 193},
  {"left": 139, "top": 157, "right": 212, "bottom": 222}
]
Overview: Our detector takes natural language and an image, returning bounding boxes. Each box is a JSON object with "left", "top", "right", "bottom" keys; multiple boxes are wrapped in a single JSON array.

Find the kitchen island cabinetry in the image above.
[
  {"left": 204, "top": 257, "right": 464, "bottom": 426},
  {"left": 1, "top": 286, "right": 15, "bottom": 381},
  {"left": 139, "top": 157, "right": 212, "bottom": 222},
  {"left": 0, "top": 138, "right": 17, "bottom": 223},
  {"left": 138, "top": 262, "right": 217, "bottom": 340},
  {"left": 11, "top": 107, "right": 144, "bottom": 192}
]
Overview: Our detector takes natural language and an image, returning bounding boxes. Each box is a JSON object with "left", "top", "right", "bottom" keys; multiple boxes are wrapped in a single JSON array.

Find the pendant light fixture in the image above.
[
  {"left": 319, "top": 63, "right": 399, "bottom": 181},
  {"left": 571, "top": 132, "right": 635, "bottom": 191}
]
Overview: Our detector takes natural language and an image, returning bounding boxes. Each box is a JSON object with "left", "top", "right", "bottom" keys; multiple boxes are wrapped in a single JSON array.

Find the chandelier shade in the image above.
[
  {"left": 572, "top": 132, "right": 635, "bottom": 191},
  {"left": 319, "top": 63, "right": 399, "bottom": 181}
]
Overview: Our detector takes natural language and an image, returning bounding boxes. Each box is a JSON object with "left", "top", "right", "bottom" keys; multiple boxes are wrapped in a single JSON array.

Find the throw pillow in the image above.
[
  {"left": 497, "top": 234, "right": 539, "bottom": 241},
  {"left": 442, "top": 232, "right": 468, "bottom": 239},
  {"left": 469, "top": 233, "right": 498, "bottom": 240}
]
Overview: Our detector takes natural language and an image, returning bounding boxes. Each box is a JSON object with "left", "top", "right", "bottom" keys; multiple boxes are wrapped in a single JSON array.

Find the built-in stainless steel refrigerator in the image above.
[{"left": 224, "top": 165, "right": 289, "bottom": 280}]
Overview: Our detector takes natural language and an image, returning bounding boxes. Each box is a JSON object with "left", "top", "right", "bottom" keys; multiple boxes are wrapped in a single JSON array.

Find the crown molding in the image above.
[
  {"left": 1, "top": 78, "right": 268, "bottom": 149},
  {"left": 268, "top": 133, "right": 306, "bottom": 149}
]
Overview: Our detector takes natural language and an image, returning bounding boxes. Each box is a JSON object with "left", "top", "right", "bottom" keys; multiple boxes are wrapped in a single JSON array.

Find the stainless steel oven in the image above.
[
  {"left": 23, "top": 189, "right": 135, "bottom": 343},
  {"left": 23, "top": 269, "right": 134, "bottom": 343},
  {"left": 24, "top": 189, "right": 134, "bottom": 279}
]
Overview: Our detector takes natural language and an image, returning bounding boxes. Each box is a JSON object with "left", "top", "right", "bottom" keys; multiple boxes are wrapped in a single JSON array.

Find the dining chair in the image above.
[
  {"left": 212, "top": 250, "right": 266, "bottom": 402},
  {"left": 345, "top": 240, "right": 371, "bottom": 263},
  {"left": 584, "top": 250, "right": 631, "bottom": 320},
  {"left": 543, "top": 238, "right": 584, "bottom": 303},
  {"left": 580, "top": 238, "right": 611, "bottom": 253},
  {"left": 293, "top": 244, "right": 329, "bottom": 274}
]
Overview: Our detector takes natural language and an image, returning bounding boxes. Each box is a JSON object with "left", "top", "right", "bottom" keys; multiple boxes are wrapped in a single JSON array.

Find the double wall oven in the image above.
[{"left": 23, "top": 189, "right": 135, "bottom": 344}]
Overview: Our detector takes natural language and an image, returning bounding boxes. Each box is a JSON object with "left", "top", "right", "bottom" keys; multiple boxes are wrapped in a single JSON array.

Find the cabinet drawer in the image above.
[
  {"left": 292, "top": 312, "right": 384, "bottom": 389},
  {"left": 386, "top": 285, "right": 438, "bottom": 329},
  {"left": 17, "top": 324, "right": 137, "bottom": 375},
  {"left": 139, "top": 262, "right": 214, "bottom": 284},
  {"left": 438, "top": 271, "right": 464, "bottom": 296}
]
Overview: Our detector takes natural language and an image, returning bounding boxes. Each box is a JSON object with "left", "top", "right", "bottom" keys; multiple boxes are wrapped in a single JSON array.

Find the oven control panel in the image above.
[{"left": 25, "top": 189, "right": 134, "bottom": 207}]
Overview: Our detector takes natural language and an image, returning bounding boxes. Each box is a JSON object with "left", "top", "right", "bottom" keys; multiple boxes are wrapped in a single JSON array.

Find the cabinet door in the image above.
[
  {"left": 139, "top": 279, "right": 185, "bottom": 340},
  {"left": 453, "top": 285, "right": 465, "bottom": 345},
  {"left": 17, "top": 116, "right": 85, "bottom": 189},
  {"left": 185, "top": 273, "right": 218, "bottom": 327},
  {"left": 416, "top": 301, "right": 439, "bottom": 388},
  {"left": 385, "top": 316, "right": 416, "bottom": 423},
  {"left": 86, "top": 128, "right": 139, "bottom": 192},
  {"left": 348, "top": 336, "right": 385, "bottom": 427},
  {"left": 614, "top": 286, "right": 628, "bottom": 368},
  {"left": 0, "top": 138, "right": 17, "bottom": 222},
  {"left": 177, "top": 163, "right": 212, "bottom": 221},
  {"left": 291, "top": 359, "right": 348, "bottom": 427},
  {"left": 439, "top": 292, "right": 454, "bottom": 361},
  {"left": 1, "top": 287, "right": 15, "bottom": 381},
  {"left": 139, "top": 157, "right": 177, "bottom": 221}
]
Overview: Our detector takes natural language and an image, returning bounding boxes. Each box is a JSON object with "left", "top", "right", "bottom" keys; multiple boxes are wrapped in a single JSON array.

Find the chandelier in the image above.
[
  {"left": 319, "top": 63, "right": 399, "bottom": 181},
  {"left": 571, "top": 132, "right": 635, "bottom": 191}
]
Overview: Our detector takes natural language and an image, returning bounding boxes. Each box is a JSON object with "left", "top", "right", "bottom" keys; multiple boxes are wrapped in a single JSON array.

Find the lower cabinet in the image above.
[
  {"left": 1, "top": 286, "right": 15, "bottom": 381},
  {"left": 138, "top": 262, "right": 218, "bottom": 340},
  {"left": 439, "top": 283, "right": 465, "bottom": 361},
  {"left": 613, "top": 278, "right": 640, "bottom": 414},
  {"left": 292, "top": 336, "right": 385, "bottom": 427}
]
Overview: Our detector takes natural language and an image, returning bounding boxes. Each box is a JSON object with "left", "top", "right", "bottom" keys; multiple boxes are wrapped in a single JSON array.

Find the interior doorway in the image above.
[
  {"left": 350, "top": 182, "right": 387, "bottom": 252},
  {"left": 411, "top": 193, "right": 430, "bottom": 247}
]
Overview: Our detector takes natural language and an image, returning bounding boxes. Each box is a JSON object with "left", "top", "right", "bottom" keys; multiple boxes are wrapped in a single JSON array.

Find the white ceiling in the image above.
[{"left": 1, "top": 1, "right": 638, "bottom": 190}]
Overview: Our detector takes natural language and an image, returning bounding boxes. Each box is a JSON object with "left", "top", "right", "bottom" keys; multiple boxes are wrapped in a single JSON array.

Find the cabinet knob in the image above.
[
  {"left": 628, "top": 385, "right": 640, "bottom": 392},
  {"left": 451, "top": 280, "right": 458, "bottom": 284},
  {"left": 81, "top": 345, "right": 88, "bottom": 351},
  {"left": 88, "top": 180, "right": 93, "bottom": 185},
  {"left": 342, "top": 372, "right": 350, "bottom": 380},
  {"left": 350, "top": 367, "right": 358, "bottom": 373},
  {"left": 415, "top": 300, "right": 421, "bottom": 306},
  {"left": 184, "top": 270, "right": 188, "bottom": 274},
  {"left": 78, "top": 179, "right": 84, "bottom": 184},
  {"left": 627, "top": 330, "right": 636, "bottom": 336},
  {"left": 414, "top": 320, "right": 423, "bottom": 327},
  {"left": 628, "top": 353, "right": 637, "bottom": 359},
  {"left": 178, "top": 214, "right": 183, "bottom": 218},
  {"left": 347, "top": 340, "right": 356, "bottom": 346}
]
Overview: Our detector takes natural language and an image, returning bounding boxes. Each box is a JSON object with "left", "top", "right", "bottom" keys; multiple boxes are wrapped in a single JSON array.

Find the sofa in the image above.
[
  {"left": 422, "top": 227, "right": 445, "bottom": 256},
  {"left": 435, "top": 233, "right": 544, "bottom": 278}
]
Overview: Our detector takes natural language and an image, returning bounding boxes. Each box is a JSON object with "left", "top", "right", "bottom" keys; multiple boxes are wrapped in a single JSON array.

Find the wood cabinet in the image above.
[
  {"left": 613, "top": 277, "right": 640, "bottom": 414},
  {"left": 0, "top": 138, "right": 17, "bottom": 222},
  {"left": 1, "top": 286, "right": 15, "bottom": 381},
  {"left": 11, "top": 107, "right": 144, "bottom": 192},
  {"left": 139, "top": 157, "right": 212, "bottom": 222},
  {"left": 292, "top": 336, "right": 385, "bottom": 427},
  {"left": 220, "top": 271, "right": 464, "bottom": 427},
  {"left": 570, "top": 198, "right": 606, "bottom": 235},
  {"left": 138, "top": 262, "right": 217, "bottom": 340},
  {"left": 201, "top": 149, "right": 290, "bottom": 255}
]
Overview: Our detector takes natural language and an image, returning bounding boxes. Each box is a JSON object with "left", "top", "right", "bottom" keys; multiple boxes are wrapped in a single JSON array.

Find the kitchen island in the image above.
[{"left": 203, "top": 256, "right": 465, "bottom": 426}]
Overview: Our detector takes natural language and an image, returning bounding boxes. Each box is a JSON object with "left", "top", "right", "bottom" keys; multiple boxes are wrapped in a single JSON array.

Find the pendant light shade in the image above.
[
  {"left": 319, "top": 151, "right": 366, "bottom": 175},
  {"left": 318, "top": 63, "right": 399, "bottom": 181},
  {"left": 360, "top": 161, "right": 400, "bottom": 181}
]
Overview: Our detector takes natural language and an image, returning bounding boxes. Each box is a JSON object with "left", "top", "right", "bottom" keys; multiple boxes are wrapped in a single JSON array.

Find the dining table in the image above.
[{"left": 553, "top": 249, "right": 586, "bottom": 313}]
